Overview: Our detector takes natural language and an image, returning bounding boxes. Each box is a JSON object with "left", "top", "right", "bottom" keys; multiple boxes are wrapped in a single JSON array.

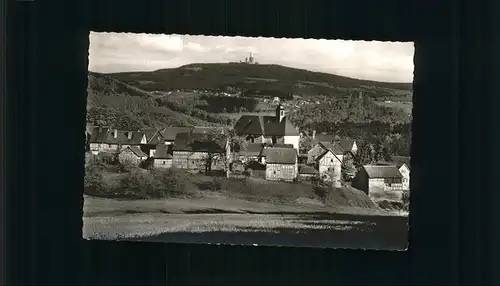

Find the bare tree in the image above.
[{"left": 185, "top": 126, "right": 247, "bottom": 175}]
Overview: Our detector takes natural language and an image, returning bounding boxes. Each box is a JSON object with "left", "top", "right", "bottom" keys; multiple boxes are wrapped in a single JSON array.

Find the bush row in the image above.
[{"left": 84, "top": 163, "right": 192, "bottom": 199}]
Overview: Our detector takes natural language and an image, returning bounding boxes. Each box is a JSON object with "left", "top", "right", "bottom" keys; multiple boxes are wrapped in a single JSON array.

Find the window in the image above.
[
  {"left": 162, "top": 161, "right": 166, "bottom": 165},
  {"left": 273, "top": 171, "right": 276, "bottom": 174},
  {"left": 330, "top": 159, "right": 333, "bottom": 163}
]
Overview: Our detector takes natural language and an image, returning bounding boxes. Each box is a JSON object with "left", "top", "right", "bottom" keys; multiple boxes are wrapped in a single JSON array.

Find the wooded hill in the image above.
[{"left": 106, "top": 63, "right": 412, "bottom": 100}]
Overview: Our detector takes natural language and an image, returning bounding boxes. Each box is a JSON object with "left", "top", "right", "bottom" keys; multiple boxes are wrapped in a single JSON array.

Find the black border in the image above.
[{"left": 6, "top": 0, "right": 496, "bottom": 284}]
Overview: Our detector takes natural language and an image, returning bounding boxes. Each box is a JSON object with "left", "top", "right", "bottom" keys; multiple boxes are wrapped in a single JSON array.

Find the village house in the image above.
[
  {"left": 153, "top": 144, "right": 174, "bottom": 169},
  {"left": 315, "top": 147, "right": 343, "bottom": 187},
  {"left": 118, "top": 146, "right": 148, "bottom": 165},
  {"left": 310, "top": 131, "right": 335, "bottom": 145},
  {"left": 391, "top": 156, "right": 411, "bottom": 190},
  {"left": 338, "top": 139, "right": 358, "bottom": 154},
  {"left": 264, "top": 147, "right": 298, "bottom": 182},
  {"left": 309, "top": 131, "right": 357, "bottom": 154},
  {"left": 397, "top": 162, "right": 411, "bottom": 191},
  {"left": 352, "top": 165, "right": 404, "bottom": 201},
  {"left": 233, "top": 104, "right": 300, "bottom": 153},
  {"left": 172, "top": 132, "right": 226, "bottom": 173},
  {"left": 160, "top": 127, "right": 193, "bottom": 145},
  {"left": 376, "top": 156, "right": 411, "bottom": 191},
  {"left": 141, "top": 128, "right": 166, "bottom": 157},
  {"left": 260, "top": 143, "right": 294, "bottom": 164},
  {"left": 307, "top": 141, "right": 344, "bottom": 165},
  {"left": 88, "top": 128, "right": 147, "bottom": 155},
  {"left": 232, "top": 143, "right": 265, "bottom": 163}
]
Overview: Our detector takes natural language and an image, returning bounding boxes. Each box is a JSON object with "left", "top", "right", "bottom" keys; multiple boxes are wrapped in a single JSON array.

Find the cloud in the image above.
[{"left": 89, "top": 32, "right": 414, "bottom": 83}]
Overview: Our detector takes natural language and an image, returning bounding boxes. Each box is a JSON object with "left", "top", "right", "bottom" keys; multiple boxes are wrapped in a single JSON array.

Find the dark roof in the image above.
[
  {"left": 155, "top": 144, "right": 173, "bottom": 159},
  {"left": 391, "top": 156, "right": 411, "bottom": 170},
  {"left": 338, "top": 139, "right": 356, "bottom": 152},
  {"left": 313, "top": 133, "right": 334, "bottom": 143},
  {"left": 265, "top": 147, "right": 297, "bottom": 164},
  {"left": 234, "top": 115, "right": 299, "bottom": 137},
  {"left": 143, "top": 128, "right": 166, "bottom": 145},
  {"left": 173, "top": 132, "right": 225, "bottom": 153},
  {"left": 161, "top": 127, "right": 193, "bottom": 141},
  {"left": 237, "top": 143, "right": 265, "bottom": 157},
  {"left": 261, "top": 144, "right": 294, "bottom": 157},
  {"left": 299, "top": 164, "right": 318, "bottom": 174},
  {"left": 318, "top": 142, "right": 344, "bottom": 155},
  {"left": 123, "top": 146, "right": 148, "bottom": 157},
  {"left": 88, "top": 127, "right": 110, "bottom": 143},
  {"left": 363, "top": 165, "right": 403, "bottom": 178},
  {"left": 192, "top": 126, "right": 225, "bottom": 135},
  {"left": 245, "top": 160, "right": 266, "bottom": 171},
  {"left": 88, "top": 128, "right": 145, "bottom": 145}
]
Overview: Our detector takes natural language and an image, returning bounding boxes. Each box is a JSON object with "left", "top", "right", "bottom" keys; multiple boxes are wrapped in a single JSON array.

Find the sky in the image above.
[{"left": 89, "top": 32, "right": 414, "bottom": 83}]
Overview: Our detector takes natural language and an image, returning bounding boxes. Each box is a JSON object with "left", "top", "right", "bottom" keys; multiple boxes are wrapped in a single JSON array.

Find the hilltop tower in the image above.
[{"left": 275, "top": 104, "right": 286, "bottom": 123}]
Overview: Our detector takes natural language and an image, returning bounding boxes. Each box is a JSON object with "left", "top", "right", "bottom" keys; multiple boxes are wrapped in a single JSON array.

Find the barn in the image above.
[
  {"left": 118, "top": 146, "right": 148, "bottom": 165},
  {"left": 264, "top": 147, "right": 298, "bottom": 182},
  {"left": 352, "top": 165, "right": 404, "bottom": 201},
  {"left": 172, "top": 132, "right": 226, "bottom": 173},
  {"left": 153, "top": 144, "right": 173, "bottom": 169}
]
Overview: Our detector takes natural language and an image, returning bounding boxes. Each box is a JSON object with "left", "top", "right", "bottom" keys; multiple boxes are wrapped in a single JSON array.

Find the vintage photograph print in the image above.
[{"left": 83, "top": 32, "right": 414, "bottom": 250}]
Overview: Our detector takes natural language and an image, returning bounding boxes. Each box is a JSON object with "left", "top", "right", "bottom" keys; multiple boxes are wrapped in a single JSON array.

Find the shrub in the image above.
[
  {"left": 151, "top": 168, "right": 190, "bottom": 195},
  {"left": 84, "top": 168, "right": 106, "bottom": 195},
  {"left": 119, "top": 171, "right": 157, "bottom": 199},
  {"left": 118, "top": 161, "right": 139, "bottom": 173}
]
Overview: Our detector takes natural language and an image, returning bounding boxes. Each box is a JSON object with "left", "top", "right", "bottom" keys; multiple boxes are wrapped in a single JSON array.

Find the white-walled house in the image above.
[
  {"left": 397, "top": 163, "right": 410, "bottom": 190},
  {"left": 264, "top": 147, "right": 298, "bottom": 182},
  {"left": 315, "top": 148, "right": 343, "bottom": 187}
]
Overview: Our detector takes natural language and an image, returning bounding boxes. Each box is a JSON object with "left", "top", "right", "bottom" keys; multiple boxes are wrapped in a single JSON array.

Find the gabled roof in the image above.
[
  {"left": 299, "top": 164, "right": 318, "bottom": 174},
  {"left": 318, "top": 142, "right": 344, "bottom": 156},
  {"left": 88, "top": 128, "right": 145, "bottom": 145},
  {"left": 192, "top": 126, "right": 225, "bottom": 135},
  {"left": 173, "top": 132, "right": 225, "bottom": 153},
  {"left": 234, "top": 115, "right": 299, "bottom": 137},
  {"left": 315, "top": 148, "right": 343, "bottom": 163},
  {"left": 391, "top": 156, "right": 411, "bottom": 170},
  {"left": 142, "top": 128, "right": 166, "bottom": 145},
  {"left": 155, "top": 144, "right": 173, "bottom": 159},
  {"left": 160, "top": 127, "right": 193, "bottom": 141},
  {"left": 363, "top": 165, "right": 403, "bottom": 179},
  {"left": 261, "top": 144, "right": 294, "bottom": 157},
  {"left": 312, "top": 133, "right": 335, "bottom": 144},
  {"left": 237, "top": 143, "right": 265, "bottom": 157},
  {"left": 88, "top": 127, "right": 110, "bottom": 143},
  {"left": 338, "top": 139, "right": 356, "bottom": 152},
  {"left": 122, "top": 146, "right": 148, "bottom": 157},
  {"left": 265, "top": 147, "right": 297, "bottom": 164}
]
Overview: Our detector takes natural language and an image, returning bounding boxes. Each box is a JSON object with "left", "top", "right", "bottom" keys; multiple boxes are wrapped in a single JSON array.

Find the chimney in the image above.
[
  {"left": 127, "top": 131, "right": 132, "bottom": 140},
  {"left": 113, "top": 129, "right": 118, "bottom": 138},
  {"left": 312, "top": 130, "right": 316, "bottom": 139}
]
